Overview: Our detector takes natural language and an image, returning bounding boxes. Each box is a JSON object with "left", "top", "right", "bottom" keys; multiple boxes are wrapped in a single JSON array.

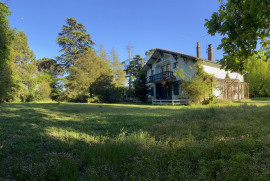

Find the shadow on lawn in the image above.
[{"left": 1, "top": 103, "right": 270, "bottom": 180}]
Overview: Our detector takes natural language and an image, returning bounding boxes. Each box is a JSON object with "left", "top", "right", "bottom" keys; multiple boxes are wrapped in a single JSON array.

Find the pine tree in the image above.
[
  {"left": 98, "top": 44, "right": 111, "bottom": 64},
  {"left": 56, "top": 17, "right": 95, "bottom": 67}
]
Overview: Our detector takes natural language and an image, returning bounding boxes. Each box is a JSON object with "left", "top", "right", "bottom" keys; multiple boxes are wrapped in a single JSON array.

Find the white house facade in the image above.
[{"left": 142, "top": 43, "right": 249, "bottom": 104}]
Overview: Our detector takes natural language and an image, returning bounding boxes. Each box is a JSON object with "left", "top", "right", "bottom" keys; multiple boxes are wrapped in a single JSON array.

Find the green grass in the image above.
[{"left": 0, "top": 99, "right": 270, "bottom": 180}]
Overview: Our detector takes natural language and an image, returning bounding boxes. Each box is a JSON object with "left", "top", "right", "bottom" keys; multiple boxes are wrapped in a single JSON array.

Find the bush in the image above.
[{"left": 87, "top": 96, "right": 100, "bottom": 103}]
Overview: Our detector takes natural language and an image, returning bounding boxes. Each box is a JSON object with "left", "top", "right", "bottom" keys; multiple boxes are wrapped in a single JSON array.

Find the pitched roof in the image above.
[{"left": 143, "top": 48, "right": 220, "bottom": 71}]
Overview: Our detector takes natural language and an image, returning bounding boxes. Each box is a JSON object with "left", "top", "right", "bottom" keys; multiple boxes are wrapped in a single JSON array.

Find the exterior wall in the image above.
[
  {"left": 147, "top": 53, "right": 196, "bottom": 100},
  {"left": 202, "top": 64, "right": 244, "bottom": 98},
  {"left": 146, "top": 52, "right": 245, "bottom": 100}
]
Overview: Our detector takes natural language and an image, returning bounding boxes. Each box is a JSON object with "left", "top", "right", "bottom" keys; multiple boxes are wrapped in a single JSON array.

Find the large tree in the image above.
[
  {"left": 67, "top": 48, "right": 112, "bottom": 101},
  {"left": 0, "top": 2, "right": 19, "bottom": 102},
  {"left": 56, "top": 17, "right": 95, "bottom": 67},
  {"left": 13, "top": 31, "right": 35, "bottom": 65},
  {"left": 134, "top": 70, "right": 149, "bottom": 102},
  {"left": 110, "top": 48, "right": 126, "bottom": 87},
  {"left": 244, "top": 53, "right": 270, "bottom": 97},
  {"left": 205, "top": 0, "right": 270, "bottom": 73}
]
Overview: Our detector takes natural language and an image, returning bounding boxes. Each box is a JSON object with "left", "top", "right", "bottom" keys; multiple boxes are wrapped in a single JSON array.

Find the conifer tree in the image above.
[
  {"left": 56, "top": 17, "right": 95, "bottom": 67},
  {"left": 110, "top": 48, "right": 126, "bottom": 87}
]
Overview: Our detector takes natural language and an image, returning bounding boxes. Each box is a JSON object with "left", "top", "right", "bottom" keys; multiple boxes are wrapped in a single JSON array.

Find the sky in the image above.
[{"left": 6, "top": 0, "right": 223, "bottom": 62}]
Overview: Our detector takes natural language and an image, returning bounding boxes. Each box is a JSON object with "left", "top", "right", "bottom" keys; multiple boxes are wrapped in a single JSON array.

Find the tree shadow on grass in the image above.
[{"left": 1, "top": 103, "right": 270, "bottom": 180}]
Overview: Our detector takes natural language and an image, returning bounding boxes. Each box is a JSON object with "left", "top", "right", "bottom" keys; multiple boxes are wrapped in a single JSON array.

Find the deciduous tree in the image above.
[{"left": 205, "top": 0, "right": 270, "bottom": 73}]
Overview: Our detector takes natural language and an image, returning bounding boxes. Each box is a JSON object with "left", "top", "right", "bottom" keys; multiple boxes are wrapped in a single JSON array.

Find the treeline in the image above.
[
  {"left": 0, "top": 3, "right": 148, "bottom": 103},
  {"left": 244, "top": 53, "right": 270, "bottom": 97}
]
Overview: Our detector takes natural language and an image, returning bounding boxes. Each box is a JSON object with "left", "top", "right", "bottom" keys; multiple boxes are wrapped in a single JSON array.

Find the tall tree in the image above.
[
  {"left": 12, "top": 30, "right": 39, "bottom": 102},
  {"left": 13, "top": 31, "right": 35, "bottom": 65},
  {"left": 125, "top": 54, "right": 144, "bottom": 89},
  {"left": 126, "top": 44, "right": 133, "bottom": 93},
  {"left": 98, "top": 44, "right": 111, "bottom": 64},
  {"left": 0, "top": 2, "right": 19, "bottom": 102},
  {"left": 134, "top": 70, "right": 149, "bottom": 102},
  {"left": 205, "top": 0, "right": 270, "bottom": 73},
  {"left": 110, "top": 48, "right": 126, "bottom": 87},
  {"left": 56, "top": 17, "right": 95, "bottom": 67}
]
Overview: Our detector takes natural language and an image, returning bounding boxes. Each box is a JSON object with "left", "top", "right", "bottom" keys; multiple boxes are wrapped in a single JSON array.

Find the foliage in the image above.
[
  {"left": 0, "top": 2, "right": 20, "bottom": 102},
  {"left": 1, "top": 100, "right": 270, "bottom": 180},
  {"left": 125, "top": 54, "right": 144, "bottom": 88},
  {"left": 244, "top": 54, "right": 270, "bottom": 97},
  {"left": 19, "top": 61, "right": 39, "bottom": 102},
  {"left": 56, "top": 17, "right": 95, "bottom": 67},
  {"left": 13, "top": 31, "right": 35, "bottom": 65},
  {"left": 175, "top": 64, "right": 215, "bottom": 103},
  {"left": 145, "top": 48, "right": 156, "bottom": 60},
  {"left": 134, "top": 71, "right": 149, "bottom": 102},
  {"left": 205, "top": 0, "right": 270, "bottom": 73},
  {"left": 97, "top": 44, "right": 111, "bottom": 64},
  {"left": 110, "top": 48, "right": 126, "bottom": 87},
  {"left": 67, "top": 48, "right": 112, "bottom": 102}
]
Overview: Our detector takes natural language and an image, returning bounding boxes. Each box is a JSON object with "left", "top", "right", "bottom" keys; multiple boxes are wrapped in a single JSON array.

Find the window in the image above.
[
  {"left": 151, "top": 70, "right": 154, "bottom": 75},
  {"left": 173, "top": 62, "right": 177, "bottom": 69},
  {"left": 166, "top": 64, "right": 171, "bottom": 71}
]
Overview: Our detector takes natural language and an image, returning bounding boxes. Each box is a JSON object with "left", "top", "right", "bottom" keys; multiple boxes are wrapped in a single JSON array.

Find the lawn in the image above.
[{"left": 1, "top": 99, "right": 270, "bottom": 180}]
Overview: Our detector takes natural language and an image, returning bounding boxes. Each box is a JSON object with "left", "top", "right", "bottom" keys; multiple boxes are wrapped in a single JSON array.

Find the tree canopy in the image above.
[
  {"left": 56, "top": 17, "right": 95, "bottom": 67},
  {"left": 205, "top": 0, "right": 270, "bottom": 73}
]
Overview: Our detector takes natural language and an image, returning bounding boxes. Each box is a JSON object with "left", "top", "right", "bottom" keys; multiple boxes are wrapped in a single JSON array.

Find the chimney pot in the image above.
[{"left": 196, "top": 42, "right": 201, "bottom": 58}]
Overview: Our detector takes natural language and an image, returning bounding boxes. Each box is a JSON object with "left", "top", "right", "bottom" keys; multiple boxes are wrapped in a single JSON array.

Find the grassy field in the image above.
[{"left": 0, "top": 99, "right": 270, "bottom": 180}]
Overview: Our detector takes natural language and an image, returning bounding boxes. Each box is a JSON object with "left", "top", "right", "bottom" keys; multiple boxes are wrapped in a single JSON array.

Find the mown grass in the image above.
[{"left": 0, "top": 98, "right": 270, "bottom": 180}]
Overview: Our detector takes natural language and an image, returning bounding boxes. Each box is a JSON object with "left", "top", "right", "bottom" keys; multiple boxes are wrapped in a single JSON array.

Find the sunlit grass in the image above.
[{"left": 0, "top": 98, "right": 270, "bottom": 180}]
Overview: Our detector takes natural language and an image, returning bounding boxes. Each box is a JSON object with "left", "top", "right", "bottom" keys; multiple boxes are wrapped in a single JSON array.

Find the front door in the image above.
[{"left": 156, "top": 83, "right": 172, "bottom": 99}]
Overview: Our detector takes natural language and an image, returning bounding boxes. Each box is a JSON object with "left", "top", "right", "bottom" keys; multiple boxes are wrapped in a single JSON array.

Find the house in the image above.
[{"left": 142, "top": 43, "right": 249, "bottom": 104}]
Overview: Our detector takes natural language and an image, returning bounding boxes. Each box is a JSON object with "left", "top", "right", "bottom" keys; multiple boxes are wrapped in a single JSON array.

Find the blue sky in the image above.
[{"left": 6, "top": 0, "right": 223, "bottom": 62}]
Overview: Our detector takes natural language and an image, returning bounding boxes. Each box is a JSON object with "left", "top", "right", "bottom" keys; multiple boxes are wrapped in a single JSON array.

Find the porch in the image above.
[{"left": 152, "top": 99, "right": 188, "bottom": 105}]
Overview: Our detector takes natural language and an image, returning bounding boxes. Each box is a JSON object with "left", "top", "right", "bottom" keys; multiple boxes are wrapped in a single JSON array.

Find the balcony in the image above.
[{"left": 149, "top": 71, "right": 174, "bottom": 83}]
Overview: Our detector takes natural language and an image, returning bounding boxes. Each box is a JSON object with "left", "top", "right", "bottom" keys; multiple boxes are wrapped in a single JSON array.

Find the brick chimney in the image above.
[
  {"left": 208, "top": 44, "right": 213, "bottom": 61},
  {"left": 196, "top": 42, "right": 201, "bottom": 58}
]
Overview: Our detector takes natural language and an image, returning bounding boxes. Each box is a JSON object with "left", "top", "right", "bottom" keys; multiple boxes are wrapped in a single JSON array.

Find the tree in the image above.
[
  {"left": 98, "top": 44, "right": 111, "bottom": 64},
  {"left": 125, "top": 55, "right": 144, "bottom": 88},
  {"left": 205, "top": 0, "right": 270, "bottom": 73},
  {"left": 175, "top": 64, "right": 214, "bottom": 104},
  {"left": 12, "top": 30, "right": 39, "bottom": 102},
  {"left": 37, "top": 58, "right": 64, "bottom": 100},
  {"left": 145, "top": 48, "right": 156, "bottom": 61},
  {"left": 56, "top": 17, "right": 95, "bottom": 67},
  {"left": 110, "top": 48, "right": 126, "bottom": 87},
  {"left": 134, "top": 71, "right": 149, "bottom": 102},
  {"left": 13, "top": 31, "right": 35, "bottom": 65},
  {"left": 0, "top": 2, "right": 19, "bottom": 102},
  {"left": 244, "top": 53, "right": 270, "bottom": 97},
  {"left": 67, "top": 48, "right": 112, "bottom": 101}
]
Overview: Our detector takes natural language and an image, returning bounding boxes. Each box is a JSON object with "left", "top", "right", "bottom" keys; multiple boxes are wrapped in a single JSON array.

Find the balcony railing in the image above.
[{"left": 149, "top": 71, "right": 174, "bottom": 83}]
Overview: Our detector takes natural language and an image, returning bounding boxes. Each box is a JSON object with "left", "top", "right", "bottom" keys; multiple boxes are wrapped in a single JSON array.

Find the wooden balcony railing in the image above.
[{"left": 149, "top": 71, "right": 174, "bottom": 83}]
